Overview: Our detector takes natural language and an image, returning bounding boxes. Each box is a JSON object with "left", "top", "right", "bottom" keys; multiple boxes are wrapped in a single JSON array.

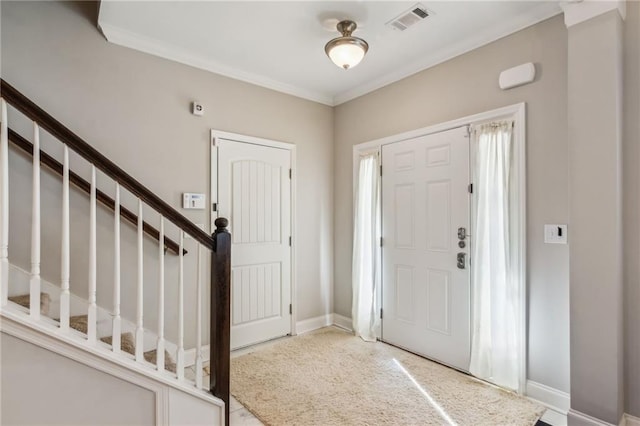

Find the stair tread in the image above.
[
  {"left": 99, "top": 332, "right": 177, "bottom": 373},
  {"left": 101, "top": 332, "right": 136, "bottom": 356},
  {"left": 8, "top": 292, "right": 51, "bottom": 316},
  {"left": 143, "top": 348, "right": 177, "bottom": 374},
  {"left": 69, "top": 314, "right": 88, "bottom": 334}
]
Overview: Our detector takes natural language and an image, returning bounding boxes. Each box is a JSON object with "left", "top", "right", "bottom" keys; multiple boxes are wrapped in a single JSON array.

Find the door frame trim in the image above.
[
  {"left": 353, "top": 102, "right": 526, "bottom": 394},
  {"left": 210, "top": 130, "right": 297, "bottom": 338}
]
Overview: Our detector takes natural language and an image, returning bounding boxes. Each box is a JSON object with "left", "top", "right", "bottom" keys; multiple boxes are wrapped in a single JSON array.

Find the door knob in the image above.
[
  {"left": 457, "top": 252, "right": 466, "bottom": 269},
  {"left": 458, "top": 227, "right": 467, "bottom": 240}
]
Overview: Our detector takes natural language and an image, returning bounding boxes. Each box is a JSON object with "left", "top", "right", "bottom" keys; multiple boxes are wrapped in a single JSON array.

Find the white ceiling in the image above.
[{"left": 98, "top": 1, "right": 562, "bottom": 106}]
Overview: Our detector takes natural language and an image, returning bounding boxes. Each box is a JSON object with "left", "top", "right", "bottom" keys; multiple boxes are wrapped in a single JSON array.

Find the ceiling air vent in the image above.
[{"left": 386, "top": 4, "right": 431, "bottom": 32}]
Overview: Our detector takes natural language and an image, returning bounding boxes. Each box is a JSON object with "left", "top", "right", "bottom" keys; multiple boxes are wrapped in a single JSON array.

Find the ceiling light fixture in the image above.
[{"left": 324, "top": 20, "right": 369, "bottom": 70}]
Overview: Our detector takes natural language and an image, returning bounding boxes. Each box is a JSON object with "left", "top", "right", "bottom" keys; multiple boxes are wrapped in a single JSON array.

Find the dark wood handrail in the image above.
[
  {"left": 8, "top": 128, "right": 185, "bottom": 256},
  {"left": 210, "top": 217, "right": 231, "bottom": 426},
  {"left": 1, "top": 79, "right": 213, "bottom": 250}
]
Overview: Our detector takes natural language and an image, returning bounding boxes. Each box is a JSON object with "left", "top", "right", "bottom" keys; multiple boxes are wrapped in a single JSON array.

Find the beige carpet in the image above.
[{"left": 231, "top": 328, "right": 544, "bottom": 426}]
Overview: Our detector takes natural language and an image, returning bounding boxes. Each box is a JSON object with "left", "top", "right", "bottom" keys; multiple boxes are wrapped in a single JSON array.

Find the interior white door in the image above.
[
  {"left": 217, "top": 139, "right": 292, "bottom": 350},
  {"left": 381, "top": 126, "right": 470, "bottom": 371}
]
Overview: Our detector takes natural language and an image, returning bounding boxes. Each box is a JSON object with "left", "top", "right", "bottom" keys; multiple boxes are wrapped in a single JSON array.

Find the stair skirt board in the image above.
[
  {"left": 0, "top": 316, "right": 224, "bottom": 426},
  {"left": 6, "top": 262, "right": 182, "bottom": 357}
]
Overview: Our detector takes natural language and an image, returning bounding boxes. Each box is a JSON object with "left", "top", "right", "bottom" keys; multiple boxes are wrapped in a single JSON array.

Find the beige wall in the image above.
[
  {"left": 624, "top": 0, "right": 640, "bottom": 418},
  {"left": 1, "top": 332, "right": 156, "bottom": 425},
  {"left": 1, "top": 1, "right": 334, "bottom": 343},
  {"left": 334, "top": 15, "right": 570, "bottom": 392},
  {"left": 567, "top": 10, "right": 624, "bottom": 423}
]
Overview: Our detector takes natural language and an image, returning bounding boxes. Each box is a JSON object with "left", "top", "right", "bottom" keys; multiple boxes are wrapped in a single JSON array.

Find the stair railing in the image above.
[{"left": 0, "top": 80, "right": 231, "bottom": 425}]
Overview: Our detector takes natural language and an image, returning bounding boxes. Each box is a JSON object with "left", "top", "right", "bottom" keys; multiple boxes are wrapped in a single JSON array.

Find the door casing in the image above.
[{"left": 211, "top": 130, "right": 298, "bottom": 341}]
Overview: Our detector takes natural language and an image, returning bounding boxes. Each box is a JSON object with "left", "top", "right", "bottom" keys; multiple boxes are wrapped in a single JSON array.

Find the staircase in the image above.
[{"left": 0, "top": 80, "right": 231, "bottom": 425}]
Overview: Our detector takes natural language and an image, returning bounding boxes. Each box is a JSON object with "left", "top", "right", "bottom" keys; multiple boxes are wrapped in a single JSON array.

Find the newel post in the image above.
[{"left": 210, "top": 217, "right": 231, "bottom": 426}]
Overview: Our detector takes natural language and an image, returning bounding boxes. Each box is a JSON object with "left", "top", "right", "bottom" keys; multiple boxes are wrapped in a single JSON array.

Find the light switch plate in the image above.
[
  {"left": 182, "top": 193, "right": 206, "bottom": 210},
  {"left": 544, "top": 224, "right": 568, "bottom": 244}
]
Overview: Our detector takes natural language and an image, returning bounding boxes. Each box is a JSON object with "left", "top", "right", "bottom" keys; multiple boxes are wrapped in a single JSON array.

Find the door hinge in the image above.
[
  {"left": 289, "top": 304, "right": 292, "bottom": 315},
  {"left": 380, "top": 237, "right": 383, "bottom": 247},
  {"left": 380, "top": 165, "right": 383, "bottom": 176},
  {"left": 468, "top": 183, "right": 473, "bottom": 194},
  {"left": 289, "top": 168, "right": 292, "bottom": 179},
  {"left": 212, "top": 202, "right": 217, "bottom": 212},
  {"left": 289, "top": 236, "right": 292, "bottom": 246},
  {"left": 380, "top": 308, "right": 383, "bottom": 319}
]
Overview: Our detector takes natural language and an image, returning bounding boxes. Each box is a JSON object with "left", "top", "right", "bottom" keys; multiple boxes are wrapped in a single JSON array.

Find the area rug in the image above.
[{"left": 231, "top": 328, "right": 544, "bottom": 426}]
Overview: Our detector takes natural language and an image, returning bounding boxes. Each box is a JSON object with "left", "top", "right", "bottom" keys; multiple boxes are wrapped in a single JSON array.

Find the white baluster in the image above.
[
  {"left": 29, "top": 123, "right": 41, "bottom": 319},
  {"left": 112, "top": 183, "right": 121, "bottom": 354},
  {"left": 87, "top": 165, "right": 97, "bottom": 342},
  {"left": 156, "top": 216, "right": 165, "bottom": 372},
  {"left": 176, "top": 231, "right": 185, "bottom": 380},
  {"left": 195, "top": 244, "right": 203, "bottom": 389},
  {"left": 1, "top": 99, "right": 9, "bottom": 306},
  {"left": 59, "top": 145, "right": 70, "bottom": 331},
  {"left": 135, "top": 200, "right": 144, "bottom": 362}
]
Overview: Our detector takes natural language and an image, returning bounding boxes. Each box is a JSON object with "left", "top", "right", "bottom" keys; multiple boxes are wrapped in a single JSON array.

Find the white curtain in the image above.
[
  {"left": 469, "top": 122, "right": 521, "bottom": 391},
  {"left": 351, "top": 153, "right": 381, "bottom": 342}
]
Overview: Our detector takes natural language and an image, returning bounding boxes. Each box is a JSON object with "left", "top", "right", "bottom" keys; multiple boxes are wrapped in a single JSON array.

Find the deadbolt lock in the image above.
[{"left": 457, "top": 252, "right": 466, "bottom": 269}]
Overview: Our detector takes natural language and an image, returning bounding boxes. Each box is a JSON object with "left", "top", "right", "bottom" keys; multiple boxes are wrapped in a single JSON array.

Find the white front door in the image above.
[
  {"left": 381, "top": 126, "right": 471, "bottom": 371},
  {"left": 216, "top": 138, "right": 292, "bottom": 349}
]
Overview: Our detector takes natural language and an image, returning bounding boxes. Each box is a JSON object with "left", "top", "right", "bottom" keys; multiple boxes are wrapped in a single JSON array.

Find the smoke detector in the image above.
[{"left": 386, "top": 4, "right": 431, "bottom": 32}]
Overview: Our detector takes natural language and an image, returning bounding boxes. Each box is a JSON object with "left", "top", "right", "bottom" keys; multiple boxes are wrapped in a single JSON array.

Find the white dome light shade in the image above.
[
  {"left": 324, "top": 20, "right": 369, "bottom": 70},
  {"left": 326, "top": 38, "right": 368, "bottom": 70}
]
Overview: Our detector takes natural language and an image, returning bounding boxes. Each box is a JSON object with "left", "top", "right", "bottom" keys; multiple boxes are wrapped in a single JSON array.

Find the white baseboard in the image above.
[
  {"left": 526, "top": 380, "right": 570, "bottom": 412},
  {"left": 295, "top": 313, "right": 353, "bottom": 335},
  {"left": 332, "top": 313, "right": 353, "bottom": 331},
  {"left": 185, "top": 313, "right": 349, "bottom": 367},
  {"left": 566, "top": 410, "right": 638, "bottom": 426},
  {"left": 622, "top": 414, "right": 640, "bottom": 426},
  {"left": 295, "top": 314, "right": 332, "bottom": 335},
  {"left": 526, "top": 380, "right": 570, "bottom": 425},
  {"left": 568, "top": 409, "right": 618, "bottom": 426}
]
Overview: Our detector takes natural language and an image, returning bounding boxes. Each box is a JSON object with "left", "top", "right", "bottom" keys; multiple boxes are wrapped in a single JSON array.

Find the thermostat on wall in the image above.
[{"left": 183, "top": 193, "right": 206, "bottom": 210}]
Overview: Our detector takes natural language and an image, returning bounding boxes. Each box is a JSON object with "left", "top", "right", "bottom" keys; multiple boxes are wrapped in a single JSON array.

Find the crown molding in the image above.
[
  {"left": 97, "top": 22, "right": 335, "bottom": 107},
  {"left": 561, "top": 0, "right": 626, "bottom": 28},
  {"left": 98, "top": 3, "right": 561, "bottom": 108}
]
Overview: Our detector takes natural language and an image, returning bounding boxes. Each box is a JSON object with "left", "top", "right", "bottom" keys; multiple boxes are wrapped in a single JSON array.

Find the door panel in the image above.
[
  {"left": 395, "top": 265, "right": 415, "bottom": 323},
  {"left": 217, "top": 139, "right": 291, "bottom": 349},
  {"left": 382, "top": 126, "right": 470, "bottom": 371}
]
